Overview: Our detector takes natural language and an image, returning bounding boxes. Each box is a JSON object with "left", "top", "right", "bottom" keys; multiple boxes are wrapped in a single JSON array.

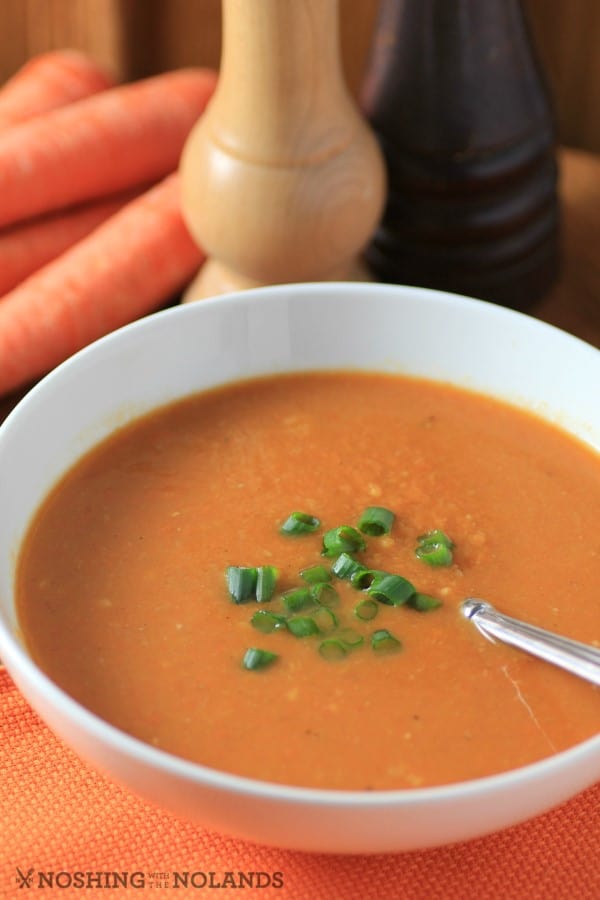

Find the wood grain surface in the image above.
[
  {"left": 0, "top": 1, "right": 599, "bottom": 152},
  {"left": 526, "top": 0, "right": 600, "bottom": 153},
  {"left": 533, "top": 148, "right": 600, "bottom": 347}
]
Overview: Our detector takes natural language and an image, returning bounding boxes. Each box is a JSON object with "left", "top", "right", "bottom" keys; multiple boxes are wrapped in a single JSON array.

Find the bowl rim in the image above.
[{"left": 5, "top": 279, "right": 600, "bottom": 416}]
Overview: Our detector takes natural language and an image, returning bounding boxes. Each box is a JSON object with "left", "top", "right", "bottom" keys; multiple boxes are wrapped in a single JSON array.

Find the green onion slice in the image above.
[
  {"left": 336, "top": 627, "right": 365, "bottom": 648},
  {"left": 300, "top": 564, "right": 331, "bottom": 584},
  {"left": 358, "top": 506, "right": 395, "bottom": 536},
  {"left": 318, "top": 639, "right": 347, "bottom": 661},
  {"left": 281, "top": 587, "right": 313, "bottom": 613},
  {"left": 313, "top": 606, "right": 338, "bottom": 633},
  {"left": 256, "top": 565, "right": 278, "bottom": 602},
  {"left": 310, "top": 582, "right": 339, "bottom": 608},
  {"left": 417, "top": 529, "right": 454, "bottom": 549},
  {"left": 415, "top": 542, "right": 453, "bottom": 567},
  {"left": 371, "top": 629, "right": 402, "bottom": 654},
  {"left": 331, "top": 552, "right": 365, "bottom": 581},
  {"left": 280, "top": 511, "right": 321, "bottom": 536},
  {"left": 250, "top": 609, "right": 288, "bottom": 633},
  {"left": 415, "top": 530, "right": 454, "bottom": 567},
  {"left": 226, "top": 566, "right": 258, "bottom": 603},
  {"left": 367, "top": 573, "right": 415, "bottom": 606},
  {"left": 350, "top": 567, "right": 385, "bottom": 590},
  {"left": 354, "top": 598, "right": 379, "bottom": 621},
  {"left": 321, "top": 525, "right": 366, "bottom": 558},
  {"left": 409, "top": 592, "right": 443, "bottom": 612},
  {"left": 287, "top": 616, "right": 320, "bottom": 638},
  {"left": 242, "top": 647, "right": 278, "bottom": 670}
]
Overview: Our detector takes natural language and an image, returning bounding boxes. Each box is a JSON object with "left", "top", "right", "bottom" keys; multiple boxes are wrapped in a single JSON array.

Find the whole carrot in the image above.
[
  {"left": 0, "top": 67, "right": 217, "bottom": 229},
  {"left": 0, "top": 50, "right": 115, "bottom": 130},
  {"left": 0, "top": 188, "right": 144, "bottom": 295},
  {"left": 0, "top": 174, "right": 204, "bottom": 397}
]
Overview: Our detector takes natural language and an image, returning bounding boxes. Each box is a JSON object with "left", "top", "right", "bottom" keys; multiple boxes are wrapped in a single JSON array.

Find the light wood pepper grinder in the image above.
[{"left": 179, "top": 0, "right": 386, "bottom": 300}]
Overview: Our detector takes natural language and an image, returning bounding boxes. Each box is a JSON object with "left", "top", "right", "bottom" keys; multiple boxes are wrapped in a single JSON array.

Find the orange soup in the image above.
[{"left": 17, "top": 372, "right": 600, "bottom": 790}]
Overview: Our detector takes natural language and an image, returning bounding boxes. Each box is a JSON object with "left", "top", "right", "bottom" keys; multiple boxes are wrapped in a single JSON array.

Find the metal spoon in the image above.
[{"left": 461, "top": 598, "right": 600, "bottom": 688}]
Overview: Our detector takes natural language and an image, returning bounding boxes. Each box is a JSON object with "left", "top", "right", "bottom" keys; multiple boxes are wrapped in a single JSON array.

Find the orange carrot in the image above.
[
  {"left": 0, "top": 188, "right": 145, "bottom": 295},
  {"left": 0, "top": 50, "right": 114, "bottom": 130},
  {"left": 0, "top": 67, "right": 217, "bottom": 229},
  {"left": 0, "top": 174, "right": 204, "bottom": 397}
]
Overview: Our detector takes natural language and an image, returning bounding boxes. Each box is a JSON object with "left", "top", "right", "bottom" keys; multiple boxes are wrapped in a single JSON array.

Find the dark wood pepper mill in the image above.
[{"left": 361, "top": 0, "right": 560, "bottom": 309}]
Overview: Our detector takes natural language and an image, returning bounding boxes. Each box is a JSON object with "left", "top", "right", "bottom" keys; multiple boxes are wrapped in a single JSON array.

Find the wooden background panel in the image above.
[
  {"left": 526, "top": 0, "right": 600, "bottom": 152},
  {"left": 0, "top": 0, "right": 28, "bottom": 80},
  {"left": 115, "top": 0, "right": 379, "bottom": 95},
  {"left": 117, "top": 0, "right": 222, "bottom": 82},
  {"left": 0, "top": 0, "right": 598, "bottom": 153},
  {"left": 0, "top": 0, "right": 125, "bottom": 80}
]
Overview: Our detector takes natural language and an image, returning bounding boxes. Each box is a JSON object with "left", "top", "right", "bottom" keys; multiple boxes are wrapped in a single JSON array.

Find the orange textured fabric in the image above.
[{"left": 1, "top": 668, "right": 599, "bottom": 900}]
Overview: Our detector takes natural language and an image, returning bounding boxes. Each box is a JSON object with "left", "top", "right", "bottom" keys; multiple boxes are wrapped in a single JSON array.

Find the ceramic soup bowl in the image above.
[{"left": 0, "top": 282, "right": 598, "bottom": 854}]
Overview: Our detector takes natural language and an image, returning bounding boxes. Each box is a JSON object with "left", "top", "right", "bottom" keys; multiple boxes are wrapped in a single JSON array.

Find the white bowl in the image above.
[{"left": 0, "top": 282, "right": 598, "bottom": 854}]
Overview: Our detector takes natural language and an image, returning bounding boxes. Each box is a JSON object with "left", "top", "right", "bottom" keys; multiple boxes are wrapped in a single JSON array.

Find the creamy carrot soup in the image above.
[{"left": 17, "top": 372, "right": 600, "bottom": 790}]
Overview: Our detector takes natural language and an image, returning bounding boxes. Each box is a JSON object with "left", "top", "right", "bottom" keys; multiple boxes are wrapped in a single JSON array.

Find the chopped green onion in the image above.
[
  {"left": 371, "top": 629, "right": 402, "bottom": 654},
  {"left": 280, "top": 511, "right": 321, "bottom": 536},
  {"left": 318, "top": 639, "right": 348, "bottom": 661},
  {"left": 242, "top": 647, "right": 278, "bottom": 670},
  {"left": 233, "top": 506, "right": 447, "bottom": 671},
  {"left": 350, "top": 567, "right": 385, "bottom": 590},
  {"left": 313, "top": 606, "right": 338, "bottom": 633},
  {"left": 281, "top": 587, "right": 313, "bottom": 613},
  {"left": 331, "top": 552, "right": 365, "bottom": 580},
  {"left": 336, "top": 627, "right": 365, "bottom": 648},
  {"left": 226, "top": 566, "right": 257, "bottom": 603},
  {"left": 310, "top": 582, "right": 339, "bottom": 607},
  {"left": 300, "top": 564, "right": 331, "bottom": 584},
  {"left": 415, "top": 530, "right": 454, "bottom": 567},
  {"left": 367, "top": 573, "right": 415, "bottom": 606},
  {"left": 354, "top": 598, "right": 379, "bottom": 621},
  {"left": 287, "top": 615, "right": 320, "bottom": 637},
  {"left": 321, "top": 525, "right": 366, "bottom": 558},
  {"left": 357, "top": 506, "right": 395, "bottom": 536},
  {"left": 415, "top": 541, "right": 453, "bottom": 567},
  {"left": 417, "top": 529, "right": 454, "bottom": 549},
  {"left": 256, "top": 565, "right": 278, "bottom": 602},
  {"left": 408, "top": 592, "right": 443, "bottom": 612},
  {"left": 250, "top": 609, "right": 288, "bottom": 634}
]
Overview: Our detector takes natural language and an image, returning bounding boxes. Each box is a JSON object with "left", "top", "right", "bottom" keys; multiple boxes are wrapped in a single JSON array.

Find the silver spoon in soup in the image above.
[{"left": 461, "top": 598, "right": 600, "bottom": 687}]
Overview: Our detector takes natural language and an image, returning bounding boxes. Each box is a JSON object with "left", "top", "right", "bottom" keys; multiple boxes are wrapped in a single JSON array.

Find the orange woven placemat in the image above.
[{"left": 1, "top": 669, "right": 599, "bottom": 900}]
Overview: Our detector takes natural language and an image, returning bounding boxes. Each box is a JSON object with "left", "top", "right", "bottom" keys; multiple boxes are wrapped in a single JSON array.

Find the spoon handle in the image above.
[{"left": 461, "top": 598, "right": 600, "bottom": 688}]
